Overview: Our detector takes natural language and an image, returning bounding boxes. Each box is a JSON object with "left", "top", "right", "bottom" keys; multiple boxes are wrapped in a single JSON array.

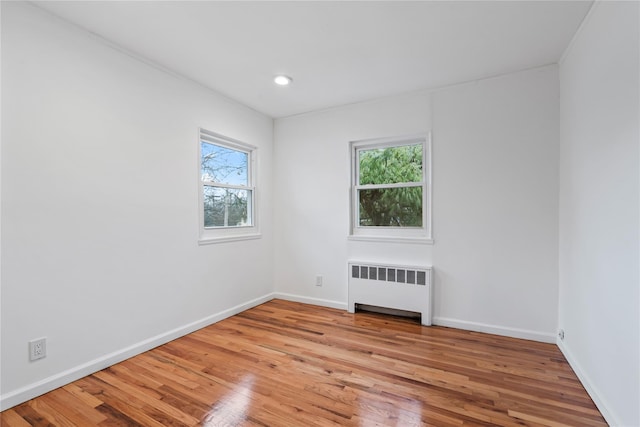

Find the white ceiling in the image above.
[{"left": 34, "top": 1, "right": 593, "bottom": 118}]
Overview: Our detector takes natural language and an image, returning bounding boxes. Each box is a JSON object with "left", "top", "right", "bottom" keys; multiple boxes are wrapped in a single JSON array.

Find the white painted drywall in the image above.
[
  {"left": 273, "top": 93, "right": 434, "bottom": 308},
  {"left": 430, "top": 67, "right": 560, "bottom": 341},
  {"left": 274, "top": 66, "right": 560, "bottom": 342},
  {"left": 1, "top": 2, "right": 273, "bottom": 407},
  {"left": 558, "top": 2, "right": 639, "bottom": 425}
]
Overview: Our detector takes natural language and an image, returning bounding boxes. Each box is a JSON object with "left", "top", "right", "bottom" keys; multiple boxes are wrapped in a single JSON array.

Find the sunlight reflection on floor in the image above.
[
  {"left": 357, "top": 393, "right": 423, "bottom": 426},
  {"left": 202, "top": 375, "right": 255, "bottom": 426}
]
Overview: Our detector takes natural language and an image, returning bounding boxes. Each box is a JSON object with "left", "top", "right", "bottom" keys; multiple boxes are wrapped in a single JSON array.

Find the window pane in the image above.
[
  {"left": 359, "top": 144, "right": 422, "bottom": 185},
  {"left": 201, "top": 142, "right": 248, "bottom": 185},
  {"left": 359, "top": 187, "right": 422, "bottom": 227},
  {"left": 203, "top": 186, "right": 251, "bottom": 228}
]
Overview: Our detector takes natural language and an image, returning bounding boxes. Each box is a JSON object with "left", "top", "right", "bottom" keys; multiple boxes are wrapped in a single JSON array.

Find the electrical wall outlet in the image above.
[
  {"left": 558, "top": 329, "right": 565, "bottom": 341},
  {"left": 29, "top": 338, "right": 47, "bottom": 361},
  {"left": 315, "top": 275, "right": 323, "bottom": 287}
]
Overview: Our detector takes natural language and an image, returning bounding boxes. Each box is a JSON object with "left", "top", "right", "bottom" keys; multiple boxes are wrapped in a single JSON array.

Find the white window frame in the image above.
[
  {"left": 198, "top": 128, "right": 260, "bottom": 245},
  {"left": 349, "top": 133, "right": 433, "bottom": 244}
]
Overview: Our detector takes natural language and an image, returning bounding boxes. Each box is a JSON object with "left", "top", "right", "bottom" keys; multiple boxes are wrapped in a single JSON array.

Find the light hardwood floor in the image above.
[{"left": 1, "top": 299, "right": 605, "bottom": 426}]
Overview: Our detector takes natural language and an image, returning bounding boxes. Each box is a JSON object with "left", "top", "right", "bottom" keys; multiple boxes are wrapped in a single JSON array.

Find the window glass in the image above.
[
  {"left": 201, "top": 142, "right": 248, "bottom": 186},
  {"left": 358, "top": 144, "right": 422, "bottom": 185},
  {"left": 358, "top": 187, "right": 423, "bottom": 227},
  {"left": 203, "top": 187, "right": 251, "bottom": 227}
]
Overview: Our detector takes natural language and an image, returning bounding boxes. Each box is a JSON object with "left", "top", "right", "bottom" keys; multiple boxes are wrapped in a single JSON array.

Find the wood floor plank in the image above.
[
  {"left": 39, "top": 391, "right": 107, "bottom": 426},
  {"left": 1, "top": 300, "right": 606, "bottom": 426},
  {"left": 77, "top": 376, "right": 172, "bottom": 427},
  {"left": 0, "top": 408, "right": 33, "bottom": 427},
  {"left": 27, "top": 399, "right": 77, "bottom": 427},
  {"left": 12, "top": 403, "right": 55, "bottom": 427},
  {"left": 61, "top": 383, "right": 104, "bottom": 409}
]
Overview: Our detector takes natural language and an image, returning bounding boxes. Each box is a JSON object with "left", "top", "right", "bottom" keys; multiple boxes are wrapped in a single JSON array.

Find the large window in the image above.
[
  {"left": 350, "top": 134, "right": 432, "bottom": 243},
  {"left": 199, "top": 129, "right": 259, "bottom": 244}
]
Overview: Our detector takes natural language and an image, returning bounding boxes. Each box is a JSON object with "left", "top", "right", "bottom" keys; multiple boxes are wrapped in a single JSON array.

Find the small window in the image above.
[
  {"left": 350, "top": 134, "right": 432, "bottom": 243},
  {"left": 199, "top": 129, "right": 259, "bottom": 244}
]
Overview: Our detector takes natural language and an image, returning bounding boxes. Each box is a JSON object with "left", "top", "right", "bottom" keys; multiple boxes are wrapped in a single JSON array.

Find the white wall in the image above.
[
  {"left": 558, "top": 2, "right": 639, "bottom": 426},
  {"left": 431, "top": 67, "right": 560, "bottom": 340},
  {"left": 274, "top": 66, "right": 560, "bottom": 342},
  {"left": 1, "top": 2, "right": 274, "bottom": 408}
]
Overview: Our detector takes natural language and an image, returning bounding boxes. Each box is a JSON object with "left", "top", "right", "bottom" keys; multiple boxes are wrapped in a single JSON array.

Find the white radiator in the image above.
[{"left": 348, "top": 261, "right": 433, "bottom": 326}]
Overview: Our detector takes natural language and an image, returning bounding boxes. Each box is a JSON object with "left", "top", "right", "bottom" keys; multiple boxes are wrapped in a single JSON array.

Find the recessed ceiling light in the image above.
[{"left": 274, "top": 75, "right": 292, "bottom": 86}]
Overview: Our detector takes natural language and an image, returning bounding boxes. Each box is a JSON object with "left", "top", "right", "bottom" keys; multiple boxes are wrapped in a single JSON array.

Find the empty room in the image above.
[{"left": 1, "top": 1, "right": 638, "bottom": 426}]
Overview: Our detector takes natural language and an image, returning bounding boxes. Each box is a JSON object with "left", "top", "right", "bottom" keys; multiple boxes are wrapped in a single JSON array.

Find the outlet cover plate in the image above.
[{"left": 29, "top": 338, "right": 47, "bottom": 361}]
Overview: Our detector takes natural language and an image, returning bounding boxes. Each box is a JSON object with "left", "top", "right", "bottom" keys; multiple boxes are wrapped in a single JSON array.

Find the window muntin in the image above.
[
  {"left": 199, "top": 129, "right": 258, "bottom": 243},
  {"left": 351, "top": 135, "right": 432, "bottom": 242}
]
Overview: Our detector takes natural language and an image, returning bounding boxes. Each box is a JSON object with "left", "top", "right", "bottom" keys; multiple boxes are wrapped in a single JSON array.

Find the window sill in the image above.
[
  {"left": 198, "top": 233, "right": 262, "bottom": 245},
  {"left": 348, "top": 235, "right": 434, "bottom": 245}
]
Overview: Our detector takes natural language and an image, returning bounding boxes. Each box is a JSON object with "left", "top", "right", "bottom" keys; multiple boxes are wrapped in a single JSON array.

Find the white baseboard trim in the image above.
[
  {"left": 432, "top": 316, "right": 556, "bottom": 343},
  {"left": 0, "top": 292, "right": 276, "bottom": 411},
  {"left": 273, "top": 292, "right": 348, "bottom": 310},
  {"left": 557, "top": 339, "right": 620, "bottom": 427}
]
